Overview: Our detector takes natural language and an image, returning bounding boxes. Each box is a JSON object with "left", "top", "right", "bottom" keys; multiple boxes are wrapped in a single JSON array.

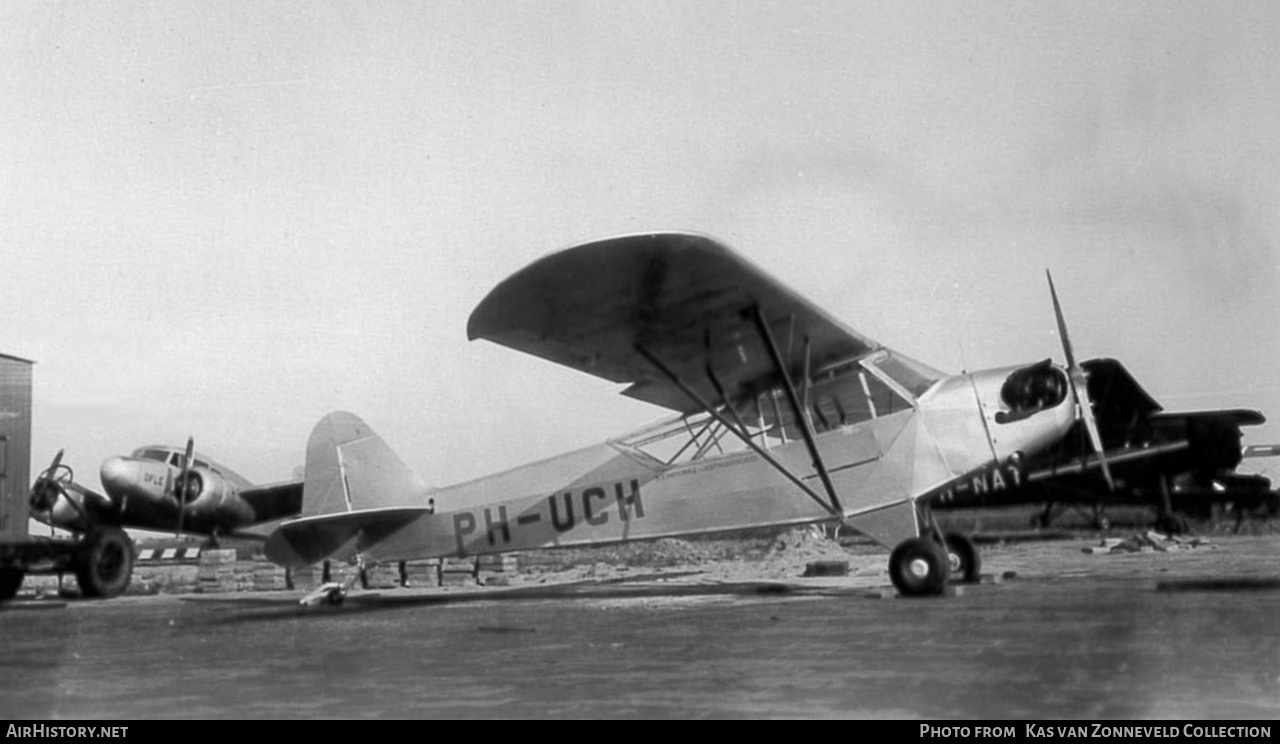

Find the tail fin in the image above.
[{"left": 302, "top": 411, "right": 431, "bottom": 518}]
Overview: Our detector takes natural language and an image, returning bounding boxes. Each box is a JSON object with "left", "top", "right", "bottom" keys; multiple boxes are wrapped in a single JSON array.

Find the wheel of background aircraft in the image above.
[
  {"left": 889, "top": 537, "right": 951, "bottom": 596},
  {"left": 74, "top": 527, "right": 134, "bottom": 599},
  {"left": 935, "top": 532, "right": 981, "bottom": 584},
  {"left": 0, "top": 568, "right": 24, "bottom": 601}
]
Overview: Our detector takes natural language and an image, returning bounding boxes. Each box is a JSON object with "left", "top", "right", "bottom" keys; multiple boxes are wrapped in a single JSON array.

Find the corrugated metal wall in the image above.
[{"left": 0, "top": 354, "right": 33, "bottom": 541}]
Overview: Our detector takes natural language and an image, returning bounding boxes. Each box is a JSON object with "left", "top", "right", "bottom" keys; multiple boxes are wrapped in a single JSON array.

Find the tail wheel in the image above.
[
  {"left": 75, "top": 527, "right": 134, "bottom": 599},
  {"left": 0, "top": 568, "right": 24, "bottom": 601},
  {"left": 936, "top": 532, "right": 981, "bottom": 584},
  {"left": 889, "top": 537, "right": 951, "bottom": 597}
]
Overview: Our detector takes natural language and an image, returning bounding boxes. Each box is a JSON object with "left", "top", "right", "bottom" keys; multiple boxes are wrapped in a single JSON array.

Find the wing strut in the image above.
[
  {"left": 749, "top": 305, "right": 844, "bottom": 514},
  {"left": 634, "top": 343, "right": 841, "bottom": 518}
]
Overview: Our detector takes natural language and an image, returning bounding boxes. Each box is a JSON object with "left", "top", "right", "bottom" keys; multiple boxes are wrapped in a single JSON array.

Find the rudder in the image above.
[{"left": 302, "top": 411, "right": 432, "bottom": 518}]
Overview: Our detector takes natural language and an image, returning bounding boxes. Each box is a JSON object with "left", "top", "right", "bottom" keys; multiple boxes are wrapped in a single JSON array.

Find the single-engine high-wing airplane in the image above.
[
  {"left": 263, "top": 231, "right": 1129, "bottom": 601},
  {"left": 31, "top": 439, "right": 303, "bottom": 543}
]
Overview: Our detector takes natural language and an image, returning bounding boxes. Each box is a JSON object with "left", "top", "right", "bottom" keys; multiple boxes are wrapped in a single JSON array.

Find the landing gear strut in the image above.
[{"left": 300, "top": 557, "right": 370, "bottom": 607}]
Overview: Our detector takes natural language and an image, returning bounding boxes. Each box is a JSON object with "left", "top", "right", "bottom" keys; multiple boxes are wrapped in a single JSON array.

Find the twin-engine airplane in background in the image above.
[
  {"left": 266, "top": 230, "right": 1190, "bottom": 602},
  {"left": 29, "top": 441, "right": 303, "bottom": 597}
]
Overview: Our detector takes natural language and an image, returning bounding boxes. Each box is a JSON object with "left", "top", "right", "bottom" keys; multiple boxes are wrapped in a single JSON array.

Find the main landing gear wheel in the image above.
[
  {"left": 935, "top": 532, "right": 981, "bottom": 584},
  {"left": 889, "top": 537, "right": 951, "bottom": 597},
  {"left": 74, "top": 527, "right": 134, "bottom": 599}
]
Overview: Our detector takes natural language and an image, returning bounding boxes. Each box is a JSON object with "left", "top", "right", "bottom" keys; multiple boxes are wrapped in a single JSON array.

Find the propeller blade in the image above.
[
  {"left": 1047, "top": 270, "right": 1115, "bottom": 492},
  {"left": 29, "top": 449, "right": 66, "bottom": 512},
  {"left": 30, "top": 449, "right": 95, "bottom": 527},
  {"left": 1078, "top": 397, "right": 1114, "bottom": 490},
  {"left": 48, "top": 449, "right": 64, "bottom": 476},
  {"left": 1046, "top": 270, "right": 1077, "bottom": 372},
  {"left": 176, "top": 436, "right": 194, "bottom": 538}
]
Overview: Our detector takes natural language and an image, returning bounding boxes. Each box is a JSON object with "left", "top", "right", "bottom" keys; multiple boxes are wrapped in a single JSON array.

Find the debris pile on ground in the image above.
[
  {"left": 1082, "top": 531, "right": 1216, "bottom": 555},
  {"left": 767, "top": 525, "right": 847, "bottom": 560}
]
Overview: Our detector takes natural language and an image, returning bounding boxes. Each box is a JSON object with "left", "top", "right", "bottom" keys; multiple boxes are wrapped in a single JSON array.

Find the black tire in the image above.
[
  {"left": 889, "top": 537, "right": 951, "bottom": 597},
  {"left": 937, "top": 532, "right": 981, "bottom": 584},
  {"left": 0, "top": 568, "right": 24, "bottom": 601},
  {"left": 74, "top": 528, "right": 134, "bottom": 599}
]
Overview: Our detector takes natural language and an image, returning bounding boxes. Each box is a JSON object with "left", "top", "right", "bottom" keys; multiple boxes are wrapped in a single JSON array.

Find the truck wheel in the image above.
[
  {"left": 0, "top": 568, "right": 24, "bottom": 600},
  {"left": 75, "top": 528, "right": 134, "bottom": 599}
]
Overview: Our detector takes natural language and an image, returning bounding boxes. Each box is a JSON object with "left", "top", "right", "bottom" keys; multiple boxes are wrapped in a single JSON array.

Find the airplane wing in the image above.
[
  {"left": 468, "top": 232, "right": 944, "bottom": 413},
  {"left": 238, "top": 479, "right": 305, "bottom": 523}
]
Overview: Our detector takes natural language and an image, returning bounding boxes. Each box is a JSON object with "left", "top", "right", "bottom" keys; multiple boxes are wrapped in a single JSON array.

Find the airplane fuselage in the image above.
[
  {"left": 272, "top": 362, "right": 1076, "bottom": 565},
  {"left": 37, "top": 447, "right": 291, "bottom": 537}
]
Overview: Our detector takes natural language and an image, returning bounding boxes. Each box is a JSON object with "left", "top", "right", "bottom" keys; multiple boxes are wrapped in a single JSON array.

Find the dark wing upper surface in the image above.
[
  {"left": 467, "top": 232, "right": 937, "bottom": 414},
  {"left": 239, "top": 480, "right": 304, "bottom": 523}
]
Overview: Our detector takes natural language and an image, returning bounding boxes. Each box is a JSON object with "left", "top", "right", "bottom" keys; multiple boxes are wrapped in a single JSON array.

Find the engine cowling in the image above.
[
  {"left": 175, "top": 469, "right": 253, "bottom": 526},
  {"left": 997, "top": 359, "right": 1069, "bottom": 423}
]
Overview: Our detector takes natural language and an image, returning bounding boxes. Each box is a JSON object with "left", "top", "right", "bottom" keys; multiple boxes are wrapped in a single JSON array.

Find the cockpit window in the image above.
[
  {"left": 139, "top": 449, "right": 169, "bottom": 463},
  {"left": 869, "top": 351, "right": 944, "bottom": 398},
  {"left": 164, "top": 452, "right": 207, "bottom": 468}
]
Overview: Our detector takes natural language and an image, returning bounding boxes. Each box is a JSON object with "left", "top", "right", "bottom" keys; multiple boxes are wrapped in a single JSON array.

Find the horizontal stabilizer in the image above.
[
  {"left": 265, "top": 507, "right": 431, "bottom": 567},
  {"left": 1244, "top": 444, "right": 1280, "bottom": 459}
]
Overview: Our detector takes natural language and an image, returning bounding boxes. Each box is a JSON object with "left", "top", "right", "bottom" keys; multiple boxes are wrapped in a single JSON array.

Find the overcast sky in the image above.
[{"left": 3, "top": 2, "right": 1279, "bottom": 495}]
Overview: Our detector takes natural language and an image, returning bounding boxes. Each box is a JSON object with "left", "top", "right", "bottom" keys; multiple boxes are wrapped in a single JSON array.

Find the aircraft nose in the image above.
[{"left": 99, "top": 457, "right": 136, "bottom": 496}]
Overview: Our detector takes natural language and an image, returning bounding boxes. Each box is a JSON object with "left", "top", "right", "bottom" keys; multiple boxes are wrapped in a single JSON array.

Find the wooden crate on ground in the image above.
[
  {"left": 288, "top": 565, "right": 321, "bottom": 590},
  {"left": 477, "top": 554, "right": 519, "bottom": 572},
  {"left": 402, "top": 560, "right": 440, "bottom": 587},
  {"left": 196, "top": 549, "right": 238, "bottom": 593},
  {"left": 440, "top": 557, "right": 478, "bottom": 576},
  {"left": 364, "top": 564, "right": 401, "bottom": 589},
  {"left": 440, "top": 571, "right": 476, "bottom": 587},
  {"left": 252, "top": 563, "right": 289, "bottom": 591}
]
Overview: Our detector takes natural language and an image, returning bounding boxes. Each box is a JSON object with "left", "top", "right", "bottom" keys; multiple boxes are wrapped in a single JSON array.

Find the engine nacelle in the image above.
[
  {"left": 177, "top": 469, "right": 224, "bottom": 514},
  {"left": 177, "top": 469, "right": 254, "bottom": 525}
]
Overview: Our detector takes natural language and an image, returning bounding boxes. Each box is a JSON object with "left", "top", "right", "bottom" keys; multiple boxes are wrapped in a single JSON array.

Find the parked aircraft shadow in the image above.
[{"left": 188, "top": 571, "right": 878, "bottom": 626}]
